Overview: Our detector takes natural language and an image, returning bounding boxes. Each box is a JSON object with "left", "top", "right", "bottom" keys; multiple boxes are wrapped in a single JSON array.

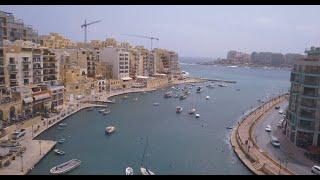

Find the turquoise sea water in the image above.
[{"left": 29, "top": 64, "right": 290, "bottom": 175}]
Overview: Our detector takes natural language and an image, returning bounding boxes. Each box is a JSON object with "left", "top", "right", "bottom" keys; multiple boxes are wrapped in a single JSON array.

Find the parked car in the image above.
[
  {"left": 265, "top": 125, "right": 272, "bottom": 132},
  {"left": 275, "top": 106, "right": 280, "bottom": 110},
  {"left": 311, "top": 165, "right": 320, "bottom": 175},
  {"left": 278, "top": 109, "right": 284, "bottom": 114},
  {"left": 270, "top": 136, "right": 280, "bottom": 147}
]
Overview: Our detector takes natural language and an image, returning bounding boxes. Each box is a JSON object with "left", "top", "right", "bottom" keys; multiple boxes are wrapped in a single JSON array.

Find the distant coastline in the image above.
[{"left": 195, "top": 61, "right": 293, "bottom": 70}]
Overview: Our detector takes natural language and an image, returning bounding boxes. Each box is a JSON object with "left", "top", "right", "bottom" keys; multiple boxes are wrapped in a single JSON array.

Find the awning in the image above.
[
  {"left": 34, "top": 93, "right": 51, "bottom": 101},
  {"left": 121, "top": 77, "right": 132, "bottom": 81},
  {"left": 136, "top": 76, "right": 149, "bottom": 79},
  {"left": 23, "top": 97, "right": 33, "bottom": 104}
]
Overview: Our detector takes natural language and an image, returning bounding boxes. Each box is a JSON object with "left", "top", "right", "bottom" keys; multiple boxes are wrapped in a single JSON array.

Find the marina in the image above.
[{"left": 28, "top": 64, "right": 290, "bottom": 175}]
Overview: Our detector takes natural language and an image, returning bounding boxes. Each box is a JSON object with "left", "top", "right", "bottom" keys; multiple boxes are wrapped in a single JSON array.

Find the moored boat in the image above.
[
  {"left": 195, "top": 113, "right": 200, "bottom": 118},
  {"left": 50, "top": 159, "right": 81, "bottom": 174},
  {"left": 58, "top": 123, "right": 67, "bottom": 127},
  {"left": 205, "top": 96, "right": 210, "bottom": 100},
  {"left": 153, "top": 103, "right": 160, "bottom": 106},
  {"left": 98, "top": 109, "right": 106, "bottom": 113},
  {"left": 140, "top": 167, "right": 155, "bottom": 175},
  {"left": 125, "top": 167, "right": 134, "bottom": 175},
  {"left": 105, "top": 126, "right": 116, "bottom": 134},
  {"left": 54, "top": 149, "right": 65, "bottom": 155},
  {"left": 188, "top": 108, "right": 196, "bottom": 114},
  {"left": 103, "top": 110, "right": 111, "bottom": 115},
  {"left": 58, "top": 138, "right": 65, "bottom": 144},
  {"left": 196, "top": 87, "right": 203, "bottom": 93},
  {"left": 179, "top": 95, "right": 187, "bottom": 100},
  {"left": 164, "top": 91, "right": 173, "bottom": 98},
  {"left": 176, "top": 106, "right": 183, "bottom": 113}
]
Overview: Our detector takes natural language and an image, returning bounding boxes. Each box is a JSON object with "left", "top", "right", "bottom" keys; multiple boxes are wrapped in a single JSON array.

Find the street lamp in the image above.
[
  {"left": 20, "top": 154, "right": 24, "bottom": 173},
  {"left": 39, "top": 140, "right": 42, "bottom": 155}
]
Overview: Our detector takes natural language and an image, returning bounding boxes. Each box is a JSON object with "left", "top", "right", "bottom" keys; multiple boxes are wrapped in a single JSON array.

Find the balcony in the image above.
[
  {"left": 33, "top": 66, "right": 43, "bottom": 69},
  {"left": 22, "top": 61, "right": 31, "bottom": 64}
]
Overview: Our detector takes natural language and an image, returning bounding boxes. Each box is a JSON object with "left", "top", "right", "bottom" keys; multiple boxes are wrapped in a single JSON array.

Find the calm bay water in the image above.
[{"left": 29, "top": 64, "right": 290, "bottom": 175}]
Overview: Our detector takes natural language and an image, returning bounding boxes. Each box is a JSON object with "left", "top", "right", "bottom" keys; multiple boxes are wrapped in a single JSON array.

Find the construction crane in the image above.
[
  {"left": 121, "top": 34, "right": 159, "bottom": 51},
  {"left": 81, "top": 19, "right": 102, "bottom": 44}
]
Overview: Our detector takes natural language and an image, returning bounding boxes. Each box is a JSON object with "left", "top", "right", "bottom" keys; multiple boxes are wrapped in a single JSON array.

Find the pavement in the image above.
[{"left": 253, "top": 100, "right": 320, "bottom": 175}]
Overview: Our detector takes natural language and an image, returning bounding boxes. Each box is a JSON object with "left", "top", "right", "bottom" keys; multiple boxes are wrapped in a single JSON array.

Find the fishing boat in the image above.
[
  {"left": 54, "top": 149, "right": 65, "bottom": 155},
  {"left": 125, "top": 167, "right": 134, "bottom": 175},
  {"left": 153, "top": 103, "right": 160, "bottom": 106},
  {"left": 58, "top": 138, "right": 65, "bottom": 144},
  {"left": 103, "top": 110, "right": 111, "bottom": 115},
  {"left": 179, "top": 94, "right": 187, "bottom": 100},
  {"left": 176, "top": 106, "right": 183, "bottom": 113},
  {"left": 196, "top": 87, "right": 203, "bottom": 93},
  {"left": 50, "top": 159, "right": 81, "bottom": 174},
  {"left": 164, "top": 91, "right": 173, "bottom": 98},
  {"left": 206, "top": 96, "right": 210, "bottom": 100},
  {"left": 105, "top": 126, "right": 116, "bottom": 135},
  {"left": 188, "top": 108, "right": 196, "bottom": 114},
  {"left": 195, "top": 113, "right": 200, "bottom": 118}
]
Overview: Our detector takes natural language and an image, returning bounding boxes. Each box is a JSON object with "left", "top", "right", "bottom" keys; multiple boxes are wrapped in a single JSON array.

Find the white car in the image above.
[
  {"left": 278, "top": 110, "right": 284, "bottom": 114},
  {"left": 265, "top": 125, "right": 272, "bottom": 132},
  {"left": 311, "top": 165, "right": 320, "bottom": 175}
]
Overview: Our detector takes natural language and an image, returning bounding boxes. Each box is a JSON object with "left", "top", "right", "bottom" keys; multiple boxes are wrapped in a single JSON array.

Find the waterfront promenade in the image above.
[{"left": 230, "top": 93, "right": 294, "bottom": 175}]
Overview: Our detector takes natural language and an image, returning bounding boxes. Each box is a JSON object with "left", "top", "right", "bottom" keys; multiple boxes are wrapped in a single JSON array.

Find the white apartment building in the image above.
[{"left": 100, "top": 47, "right": 130, "bottom": 80}]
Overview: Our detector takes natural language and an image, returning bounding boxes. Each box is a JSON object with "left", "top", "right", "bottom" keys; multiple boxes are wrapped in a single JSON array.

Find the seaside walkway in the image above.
[{"left": 230, "top": 93, "right": 294, "bottom": 175}]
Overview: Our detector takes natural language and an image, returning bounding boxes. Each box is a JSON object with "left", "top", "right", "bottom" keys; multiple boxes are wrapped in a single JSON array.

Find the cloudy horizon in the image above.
[{"left": 1, "top": 5, "right": 320, "bottom": 58}]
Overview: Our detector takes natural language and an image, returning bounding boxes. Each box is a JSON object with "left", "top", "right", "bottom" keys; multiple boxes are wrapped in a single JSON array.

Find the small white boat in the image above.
[
  {"left": 54, "top": 149, "right": 65, "bottom": 155},
  {"left": 140, "top": 167, "right": 155, "bottom": 175},
  {"left": 58, "top": 138, "right": 65, "bottom": 144},
  {"left": 153, "top": 103, "right": 160, "bottom": 106},
  {"left": 58, "top": 123, "right": 67, "bottom": 127},
  {"left": 133, "top": 98, "right": 138, "bottom": 101},
  {"left": 188, "top": 108, "right": 196, "bottom": 114},
  {"left": 98, "top": 109, "right": 106, "bottom": 113},
  {"left": 176, "top": 106, "right": 183, "bottom": 113},
  {"left": 164, "top": 91, "right": 173, "bottom": 98},
  {"left": 105, "top": 126, "right": 116, "bottom": 134},
  {"left": 195, "top": 113, "right": 200, "bottom": 118},
  {"left": 206, "top": 96, "right": 210, "bottom": 100},
  {"left": 50, "top": 159, "right": 81, "bottom": 174},
  {"left": 103, "top": 110, "right": 111, "bottom": 115},
  {"left": 125, "top": 167, "right": 134, "bottom": 175}
]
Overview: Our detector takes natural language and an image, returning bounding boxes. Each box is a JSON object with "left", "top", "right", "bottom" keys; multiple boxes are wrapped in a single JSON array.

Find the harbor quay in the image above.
[
  {"left": 230, "top": 93, "right": 294, "bottom": 175},
  {"left": 0, "top": 76, "right": 206, "bottom": 175}
]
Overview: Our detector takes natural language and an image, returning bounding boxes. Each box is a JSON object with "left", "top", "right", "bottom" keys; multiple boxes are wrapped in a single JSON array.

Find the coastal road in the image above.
[{"left": 253, "top": 101, "right": 318, "bottom": 175}]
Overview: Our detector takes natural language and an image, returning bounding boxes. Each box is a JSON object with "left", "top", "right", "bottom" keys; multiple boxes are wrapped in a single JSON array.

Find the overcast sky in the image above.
[{"left": 2, "top": 5, "right": 320, "bottom": 58}]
